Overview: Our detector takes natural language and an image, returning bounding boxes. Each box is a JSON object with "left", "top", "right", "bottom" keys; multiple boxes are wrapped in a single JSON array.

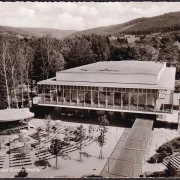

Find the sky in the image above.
[{"left": 0, "top": 2, "right": 180, "bottom": 31}]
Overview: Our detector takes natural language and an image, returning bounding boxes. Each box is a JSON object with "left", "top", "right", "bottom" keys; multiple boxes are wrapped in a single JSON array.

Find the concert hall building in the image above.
[{"left": 37, "top": 61, "right": 176, "bottom": 121}]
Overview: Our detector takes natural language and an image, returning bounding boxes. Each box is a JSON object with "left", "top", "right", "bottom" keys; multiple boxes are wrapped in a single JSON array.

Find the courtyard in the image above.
[{"left": 0, "top": 118, "right": 124, "bottom": 178}]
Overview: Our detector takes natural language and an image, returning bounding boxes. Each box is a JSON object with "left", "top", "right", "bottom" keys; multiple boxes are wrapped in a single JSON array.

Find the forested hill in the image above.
[
  {"left": 0, "top": 26, "right": 77, "bottom": 39},
  {"left": 68, "top": 11, "right": 180, "bottom": 38},
  {"left": 1, "top": 11, "right": 180, "bottom": 39}
]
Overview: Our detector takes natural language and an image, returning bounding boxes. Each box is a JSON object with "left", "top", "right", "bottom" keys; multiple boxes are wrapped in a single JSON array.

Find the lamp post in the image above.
[
  {"left": 107, "top": 157, "right": 110, "bottom": 175},
  {"left": 116, "top": 128, "right": 118, "bottom": 142}
]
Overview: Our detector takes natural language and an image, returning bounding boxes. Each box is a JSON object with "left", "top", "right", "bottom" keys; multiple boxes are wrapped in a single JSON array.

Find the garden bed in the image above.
[{"left": 148, "top": 136, "right": 180, "bottom": 163}]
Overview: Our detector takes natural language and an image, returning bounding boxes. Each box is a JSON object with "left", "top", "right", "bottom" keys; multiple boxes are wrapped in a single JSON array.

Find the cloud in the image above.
[
  {"left": 17, "top": 7, "right": 35, "bottom": 17},
  {"left": 79, "top": 6, "right": 99, "bottom": 17},
  {"left": 131, "top": 5, "right": 169, "bottom": 17},
  {"left": 0, "top": 2, "right": 180, "bottom": 30},
  {"left": 56, "top": 13, "right": 85, "bottom": 30}
]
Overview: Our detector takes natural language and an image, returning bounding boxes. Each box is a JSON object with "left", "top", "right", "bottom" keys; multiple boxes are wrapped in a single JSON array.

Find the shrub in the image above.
[
  {"left": 34, "top": 159, "right": 51, "bottom": 167},
  {"left": 15, "top": 167, "right": 28, "bottom": 177},
  {"left": 31, "top": 142, "right": 39, "bottom": 148},
  {"left": 157, "top": 143, "right": 174, "bottom": 155},
  {"left": 148, "top": 154, "right": 158, "bottom": 163},
  {"left": 30, "top": 132, "right": 39, "bottom": 140},
  {"left": 164, "top": 162, "right": 176, "bottom": 177},
  {"left": 14, "top": 153, "right": 26, "bottom": 159},
  {"left": 146, "top": 171, "right": 166, "bottom": 177},
  {"left": 148, "top": 153, "right": 167, "bottom": 163},
  {"left": 5, "top": 143, "right": 10, "bottom": 146},
  {"left": 172, "top": 140, "right": 180, "bottom": 150}
]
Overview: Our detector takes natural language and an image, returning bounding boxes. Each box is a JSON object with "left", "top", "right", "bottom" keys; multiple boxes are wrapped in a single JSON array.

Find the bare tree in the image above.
[
  {"left": 36, "top": 126, "right": 42, "bottom": 160},
  {"left": 96, "top": 115, "right": 109, "bottom": 159},
  {"left": 16, "top": 43, "right": 33, "bottom": 107},
  {"left": 16, "top": 46, "right": 25, "bottom": 108},
  {"left": 8, "top": 42, "right": 19, "bottom": 108},
  {"left": 45, "top": 115, "right": 52, "bottom": 136},
  {"left": 0, "top": 35, "right": 11, "bottom": 108},
  {"left": 37, "top": 34, "right": 65, "bottom": 80},
  {"left": 49, "top": 138, "right": 63, "bottom": 169},
  {"left": 76, "top": 125, "right": 86, "bottom": 162},
  {"left": 88, "top": 125, "right": 93, "bottom": 138},
  {"left": 23, "top": 46, "right": 33, "bottom": 106}
]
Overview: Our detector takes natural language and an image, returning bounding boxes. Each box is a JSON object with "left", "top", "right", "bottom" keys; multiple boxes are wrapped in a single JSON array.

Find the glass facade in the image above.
[{"left": 37, "top": 84, "right": 173, "bottom": 114}]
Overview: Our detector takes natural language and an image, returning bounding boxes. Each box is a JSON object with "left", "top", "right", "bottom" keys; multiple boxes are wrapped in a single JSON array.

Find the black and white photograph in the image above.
[{"left": 0, "top": 1, "right": 180, "bottom": 178}]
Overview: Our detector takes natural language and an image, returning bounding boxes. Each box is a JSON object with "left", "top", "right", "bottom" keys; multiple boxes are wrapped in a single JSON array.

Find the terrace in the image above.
[{"left": 0, "top": 118, "right": 124, "bottom": 178}]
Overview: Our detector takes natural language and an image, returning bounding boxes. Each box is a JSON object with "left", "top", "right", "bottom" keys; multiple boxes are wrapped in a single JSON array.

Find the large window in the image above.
[
  {"left": 37, "top": 85, "right": 173, "bottom": 114},
  {"left": 114, "top": 89, "right": 121, "bottom": 109},
  {"left": 92, "top": 87, "right": 98, "bottom": 108},
  {"left": 77, "top": 86, "right": 85, "bottom": 106},
  {"left": 84, "top": 86, "right": 91, "bottom": 107},
  {"left": 121, "top": 88, "right": 129, "bottom": 110},
  {"left": 71, "top": 86, "right": 78, "bottom": 106},
  {"left": 156, "top": 90, "right": 173, "bottom": 113},
  {"left": 106, "top": 87, "right": 114, "bottom": 109},
  {"left": 129, "top": 89, "right": 138, "bottom": 111},
  {"left": 99, "top": 87, "right": 106, "bottom": 108}
]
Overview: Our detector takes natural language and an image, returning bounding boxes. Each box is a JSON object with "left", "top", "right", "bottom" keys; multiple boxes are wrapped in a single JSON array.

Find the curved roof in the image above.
[{"left": 0, "top": 108, "right": 34, "bottom": 122}]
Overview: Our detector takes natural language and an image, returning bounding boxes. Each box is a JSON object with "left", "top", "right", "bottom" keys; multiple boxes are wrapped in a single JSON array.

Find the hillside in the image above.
[
  {"left": 68, "top": 11, "right": 180, "bottom": 38},
  {"left": 0, "top": 26, "right": 77, "bottom": 39},
  {"left": 21, "top": 28, "right": 77, "bottom": 39}
]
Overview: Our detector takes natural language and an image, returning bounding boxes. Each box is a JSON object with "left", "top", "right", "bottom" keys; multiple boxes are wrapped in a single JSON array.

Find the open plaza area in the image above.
[
  {"left": 0, "top": 115, "right": 180, "bottom": 178},
  {"left": 0, "top": 118, "right": 125, "bottom": 178}
]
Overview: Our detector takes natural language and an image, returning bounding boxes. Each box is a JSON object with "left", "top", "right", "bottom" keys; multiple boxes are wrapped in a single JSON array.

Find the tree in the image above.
[
  {"left": 96, "top": 115, "right": 109, "bottom": 159},
  {"left": 33, "top": 35, "right": 65, "bottom": 80},
  {"left": 8, "top": 39, "right": 20, "bottom": 108},
  {"left": 164, "top": 161, "right": 176, "bottom": 177},
  {"left": 0, "top": 34, "right": 34, "bottom": 109},
  {"left": 64, "top": 127, "right": 70, "bottom": 144},
  {"left": 16, "top": 42, "right": 34, "bottom": 107},
  {"left": 63, "top": 35, "right": 110, "bottom": 69},
  {"left": 36, "top": 126, "right": 42, "bottom": 144},
  {"left": 64, "top": 38, "right": 97, "bottom": 69},
  {"left": 49, "top": 138, "right": 63, "bottom": 169},
  {"left": 76, "top": 124, "right": 86, "bottom": 162},
  {"left": 98, "top": 115, "right": 109, "bottom": 127},
  {"left": 96, "top": 129, "right": 106, "bottom": 159},
  {"left": 36, "top": 126, "right": 42, "bottom": 160},
  {"left": 15, "top": 167, "right": 28, "bottom": 177},
  {"left": 0, "top": 35, "right": 11, "bottom": 108},
  {"left": 110, "top": 43, "right": 158, "bottom": 62},
  {"left": 88, "top": 125, "right": 93, "bottom": 138},
  {"left": 45, "top": 115, "right": 52, "bottom": 136},
  {"left": 158, "top": 45, "right": 179, "bottom": 66}
]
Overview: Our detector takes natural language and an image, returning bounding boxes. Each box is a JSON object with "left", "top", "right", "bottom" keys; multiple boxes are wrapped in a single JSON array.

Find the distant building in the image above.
[
  {"left": 174, "top": 41, "right": 180, "bottom": 49},
  {"left": 16, "top": 34, "right": 24, "bottom": 39},
  {"left": 37, "top": 61, "right": 176, "bottom": 122},
  {"left": 127, "top": 37, "right": 140, "bottom": 44},
  {"left": 124, "top": 35, "right": 135, "bottom": 38},
  {"left": 152, "top": 32, "right": 161, "bottom": 36},
  {"left": 109, "top": 36, "right": 118, "bottom": 41}
]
